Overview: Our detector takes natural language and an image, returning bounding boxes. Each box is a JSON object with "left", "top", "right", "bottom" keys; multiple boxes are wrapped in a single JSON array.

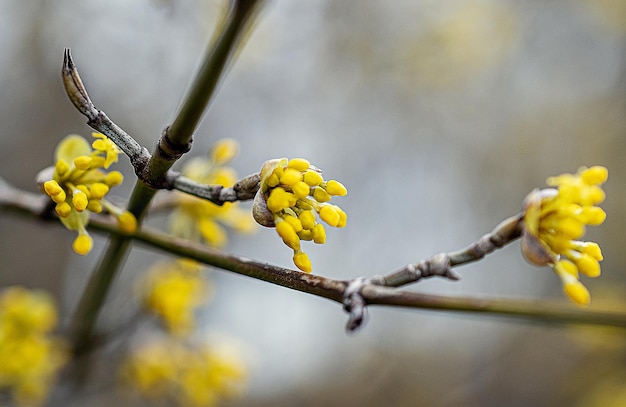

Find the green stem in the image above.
[
  {"left": 67, "top": 0, "right": 263, "bottom": 358},
  {"left": 363, "top": 285, "right": 626, "bottom": 329},
  {"left": 68, "top": 182, "right": 154, "bottom": 356},
  {"left": 167, "top": 0, "right": 262, "bottom": 146}
]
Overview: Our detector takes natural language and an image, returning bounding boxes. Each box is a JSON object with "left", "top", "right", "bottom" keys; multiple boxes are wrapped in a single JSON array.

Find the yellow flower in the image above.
[
  {"left": 398, "top": 1, "right": 517, "bottom": 88},
  {"left": 169, "top": 139, "right": 256, "bottom": 248},
  {"left": 138, "top": 259, "right": 209, "bottom": 336},
  {"left": 121, "top": 337, "right": 247, "bottom": 407},
  {"left": 253, "top": 158, "right": 348, "bottom": 273},
  {"left": 0, "top": 287, "right": 67, "bottom": 406},
  {"left": 38, "top": 133, "right": 136, "bottom": 255},
  {"left": 521, "top": 166, "right": 608, "bottom": 305}
]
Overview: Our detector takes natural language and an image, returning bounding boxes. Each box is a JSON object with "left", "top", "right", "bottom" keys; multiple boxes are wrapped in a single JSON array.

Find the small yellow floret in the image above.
[
  {"left": 72, "top": 191, "right": 88, "bottom": 211},
  {"left": 336, "top": 208, "right": 347, "bottom": 228},
  {"left": 87, "top": 200, "right": 102, "bottom": 213},
  {"left": 312, "top": 224, "right": 326, "bottom": 244},
  {"left": 552, "top": 217, "right": 584, "bottom": 239},
  {"left": 276, "top": 221, "right": 300, "bottom": 250},
  {"left": 287, "top": 158, "right": 310, "bottom": 172},
  {"left": 76, "top": 184, "right": 90, "bottom": 197},
  {"left": 313, "top": 187, "right": 331, "bottom": 203},
  {"left": 298, "top": 210, "right": 316, "bottom": 230},
  {"left": 297, "top": 229, "right": 313, "bottom": 241},
  {"left": 581, "top": 206, "right": 606, "bottom": 225},
  {"left": 280, "top": 168, "right": 303, "bottom": 186},
  {"left": 303, "top": 170, "right": 323, "bottom": 186},
  {"left": 89, "top": 183, "right": 109, "bottom": 200},
  {"left": 580, "top": 166, "right": 608, "bottom": 185},
  {"left": 210, "top": 138, "right": 239, "bottom": 165},
  {"left": 586, "top": 186, "right": 606, "bottom": 205},
  {"left": 118, "top": 211, "right": 137, "bottom": 234},
  {"left": 267, "top": 188, "right": 295, "bottom": 213},
  {"left": 55, "top": 202, "right": 72, "bottom": 217},
  {"left": 199, "top": 219, "right": 227, "bottom": 247},
  {"left": 292, "top": 181, "right": 310, "bottom": 198},
  {"left": 267, "top": 173, "right": 280, "bottom": 187},
  {"left": 91, "top": 133, "right": 120, "bottom": 169},
  {"left": 293, "top": 251, "right": 312, "bottom": 273},
  {"left": 575, "top": 254, "right": 601, "bottom": 277},
  {"left": 72, "top": 234, "right": 93, "bottom": 255},
  {"left": 43, "top": 180, "right": 63, "bottom": 197},
  {"left": 284, "top": 215, "right": 303, "bottom": 233},
  {"left": 325, "top": 180, "right": 348, "bottom": 196},
  {"left": 556, "top": 259, "right": 578, "bottom": 277},
  {"left": 581, "top": 242, "right": 603, "bottom": 261},
  {"left": 55, "top": 160, "right": 70, "bottom": 176},
  {"left": 564, "top": 281, "right": 590, "bottom": 306},
  {"left": 105, "top": 171, "right": 124, "bottom": 187},
  {"left": 73, "top": 156, "right": 92, "bottom": 170},
  {"left": 319, "top": 205, "right": 340, "bottom": 227}
]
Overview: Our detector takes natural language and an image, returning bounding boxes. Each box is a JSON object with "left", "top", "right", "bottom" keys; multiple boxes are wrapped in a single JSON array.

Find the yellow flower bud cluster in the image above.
[
  {"left": 40, "top": 133, "right": 136, "bottom": 255},
  {"left": 170, "top": 139, "right": 256, "bottom": 248},
  {"left": 138, "top": 259, "right": 209, "bottom": 336},
  {"left": 121, "top": 337, "right": 246, "bottom": 407},
  {"left": 0, "top": 287, "right": 67, "bottom": 406},
  {"left": 521, "top": 166, "right": 608, "bottom": 305},
  {"left": 255, "top": 158, "right": 348, "bottom": 273}
]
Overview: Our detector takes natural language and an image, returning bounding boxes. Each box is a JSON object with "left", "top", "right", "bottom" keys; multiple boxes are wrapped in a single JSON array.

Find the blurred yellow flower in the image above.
[
  {"left": 253, "top": 158, "right": 347, "bottom": 273},
  {"left": 521, "top": 166, "right": 607, "bottom": 305},
  {"left": 169, "top": 139, "right": 256, "bottom": 247},
  {"left": 0, "top": 287, "right": 67, "bottom": 406},
  {"left": 398, "top": 1, "right": 517, "bottom": 88},
  {"left": 39, "top": 133, "right": 136, "bottom": 255},
  {"left": 583, "top": 0, "right": 626, "bottom": 33},
  {"left": 121, "top": 337, "right": 247, "bottom": 407},
  {"left": 138, "top": 259, "right": 209, "bottom": 336}
]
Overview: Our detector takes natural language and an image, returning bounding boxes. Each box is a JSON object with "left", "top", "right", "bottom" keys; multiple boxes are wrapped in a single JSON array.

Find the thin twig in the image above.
[
  {"left": 62, "top": 50, "right": 259, "bottom": 203},
  {"left": 63, "top": 0, "right": 265, "bottom": 365},
  {"left": 172, "top": 172, "right": 260, "bottom": 203},
  {"left": 3, "top": 178, "right": 626, "bottom": 333},
  {"left": 62, "top": 49, "right": 149, "bottom": 169},
  {"left": 381, "top": 214, "right": 523, "bottom": 288}
]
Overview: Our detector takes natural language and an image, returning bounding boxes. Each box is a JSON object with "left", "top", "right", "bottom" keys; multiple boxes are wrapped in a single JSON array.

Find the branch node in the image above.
[
  {"left": 343, "top": 278, "right": 369, "bottom": 332},
  {"left": 232, "top": 172, "right": 260, "bottom": 200},
  {"left": 158, "top": 126, "right": 193, "bottom": 161},
  {"left": 423, "top": 252, "right": 460, "bottom": 281}
]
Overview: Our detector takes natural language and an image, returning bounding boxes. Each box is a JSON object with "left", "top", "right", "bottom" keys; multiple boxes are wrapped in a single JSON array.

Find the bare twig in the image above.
[
  {"left": 62, "top": 49, "right": 149, "bottom": 169},
  {"left": 381, "top": 214, "right": 523, "bottom": 288},
  {"left": 0, "top": 177, "right": 49, "bottom": 216},
  {"left": 171, "top": 172, "right": 260, "bottom": 204},
  {"left": 62, "top": 49, "right": 260, "bottom": 203},
  {"left": 3, "top": 178, "right": 626, "bottom": 333},
  {"left": 341, "top": 214, "right": 524, "bottom": 330}
]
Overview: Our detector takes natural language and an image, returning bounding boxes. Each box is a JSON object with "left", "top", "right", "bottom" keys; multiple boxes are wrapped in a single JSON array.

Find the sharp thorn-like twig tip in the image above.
[
  {"left": 63, "top": 48, "right": 73, "bottom": 69},
  {"left": 62, "top": 48, "right": 96, "bottom": 119}
]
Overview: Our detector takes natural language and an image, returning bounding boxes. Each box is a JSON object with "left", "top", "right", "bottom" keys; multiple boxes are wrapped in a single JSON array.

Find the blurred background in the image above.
[{"left": 1, "top": 0, "right": 625, "bottom": 406}]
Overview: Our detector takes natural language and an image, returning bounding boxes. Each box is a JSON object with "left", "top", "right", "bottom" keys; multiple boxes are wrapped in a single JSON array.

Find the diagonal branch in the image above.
[
  {"left": 62, "top": 0, "right": 265, "bottom": 363},
  {"left": 343, "top": 214, "right": 524, "bottom": 330},
  {"left": 381, "top": 214, "right": 523, "bottom": 288},
  {"left": 3, "top": 178, "right": 626, "bottom": 333},
  {"left": 62, "top": 49, "right": 148, "bottom": 168}
]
